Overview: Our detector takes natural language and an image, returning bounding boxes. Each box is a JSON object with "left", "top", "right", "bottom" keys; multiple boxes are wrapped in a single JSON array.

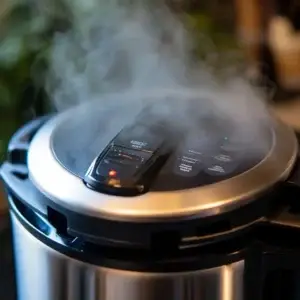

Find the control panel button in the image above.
[
  {"left": 113, "top": 125, "right": 164, "bottom": 153},
  {"left": 204, "top": 152, "right": 240, "bottom": 176},
  {"left": 173, "top": 148, "right": 204, "bottom": 177},
  {"left": 213, "top": 153, "right": 237, "bottom": 163},
  {"left": 96, "top": 147, "right": 152, "bottom": 179},
  {"left": 173, "top": 159, "right": 203, "bottom": 177},
  {"left": 105, "top": 147, "right": 148, "bottom": 165},
  {"left": 96, "top": 161, "right": 138, "bottom": 179}
]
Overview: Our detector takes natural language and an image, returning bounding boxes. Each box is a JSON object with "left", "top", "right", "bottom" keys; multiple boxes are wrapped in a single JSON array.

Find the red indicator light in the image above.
[{"left": 108, "top": 170, "right": 117, "bottom": 177}]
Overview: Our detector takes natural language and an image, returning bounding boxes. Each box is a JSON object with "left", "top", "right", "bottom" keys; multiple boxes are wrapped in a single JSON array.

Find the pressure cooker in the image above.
[{"left": 2, "top": 92, "right": 300, "bottom": 300}]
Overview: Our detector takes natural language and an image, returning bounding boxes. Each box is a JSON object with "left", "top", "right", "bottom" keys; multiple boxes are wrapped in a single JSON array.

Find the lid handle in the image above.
[
  {"left": 1, "top": 116, "right": 51, "bottom": 215},
  {"left": 0, "top": 162, "right": 47, "bottom": 215},
  {"left": 7, "top": 116, "right": 51, "bottom": 164}
]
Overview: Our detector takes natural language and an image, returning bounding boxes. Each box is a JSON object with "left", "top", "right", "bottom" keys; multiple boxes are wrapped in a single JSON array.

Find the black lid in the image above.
[{"left": 27, "top": 91, "right": 297, "bottom": 223}]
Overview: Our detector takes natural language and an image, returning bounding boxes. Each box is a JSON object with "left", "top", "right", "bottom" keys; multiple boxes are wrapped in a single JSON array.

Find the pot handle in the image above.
[
  {"left": 0, "top": 162, "right": 47, "bottom": 215},
  {"left": 7, "top": 115, "right": 51, "bottom": 164},
  {"left": 0, "top": 116, "right": 52, "bottom": 215}
]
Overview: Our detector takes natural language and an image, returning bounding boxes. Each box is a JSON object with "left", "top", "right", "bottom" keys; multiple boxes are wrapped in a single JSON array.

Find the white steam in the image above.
[
  {"left": 45, "top": 0, "right": 273, "bottom": 157},
  {"left": 46, "top": 1, "right": 193, "bottom": 109}
]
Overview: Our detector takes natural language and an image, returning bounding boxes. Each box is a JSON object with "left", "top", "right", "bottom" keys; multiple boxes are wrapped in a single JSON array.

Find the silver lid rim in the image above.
[{"left": 28, "top": 104, "right": 298, "bottom": 222}]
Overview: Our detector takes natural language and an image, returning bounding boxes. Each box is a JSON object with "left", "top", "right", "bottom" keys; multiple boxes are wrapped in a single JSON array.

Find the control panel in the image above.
[
  {"left": 171, "top": 134, "right": 244, "bottom": 177},
  {"left": 84, "top": 122, "right": 171, "bottom": 196},
  {"left": 82, "top": 104, "right": 271, "bottom": 194}
]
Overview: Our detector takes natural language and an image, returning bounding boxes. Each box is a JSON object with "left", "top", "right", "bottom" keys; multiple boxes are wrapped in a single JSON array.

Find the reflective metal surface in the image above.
[{"left": 11, "top": 213, "right": 244, "bottom": 300}]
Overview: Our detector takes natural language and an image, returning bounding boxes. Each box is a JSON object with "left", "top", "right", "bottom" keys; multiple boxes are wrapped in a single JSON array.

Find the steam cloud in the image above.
[{"left": 44, "top": 0, "right": 273, "bottom": 157}]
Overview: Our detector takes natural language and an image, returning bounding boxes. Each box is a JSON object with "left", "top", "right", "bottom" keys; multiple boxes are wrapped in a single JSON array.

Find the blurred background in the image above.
[{"left": 1, "top": 0, "right": 300, "bottom": 298}]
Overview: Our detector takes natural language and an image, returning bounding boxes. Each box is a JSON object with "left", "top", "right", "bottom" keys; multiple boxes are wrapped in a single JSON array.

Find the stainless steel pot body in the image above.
[{"left": 11, "top": 212, "right": 244, "bottom": 300}]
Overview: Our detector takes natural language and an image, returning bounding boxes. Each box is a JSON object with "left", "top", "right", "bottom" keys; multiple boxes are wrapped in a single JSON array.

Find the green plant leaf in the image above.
[
  {"left": 0, "top": 35, "right": 24, "bottom": 68},
  {"left": 0, "top": 81, "right": 12, "bottom": 108}
]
